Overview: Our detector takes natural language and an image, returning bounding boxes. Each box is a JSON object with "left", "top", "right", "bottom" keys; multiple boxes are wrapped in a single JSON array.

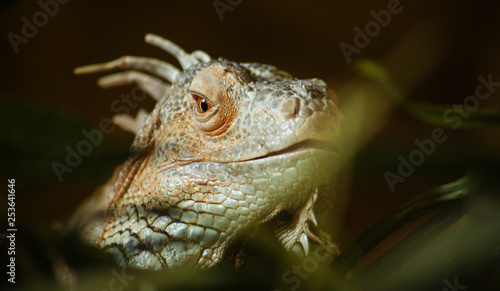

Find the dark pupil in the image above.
[{"left": 200, "top": 99, "right": 209, "bottom": 112}]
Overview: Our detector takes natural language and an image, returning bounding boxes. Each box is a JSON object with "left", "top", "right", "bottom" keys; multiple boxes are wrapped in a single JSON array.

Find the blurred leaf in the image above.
[
  {"left": 332, "top": 176, "right": 470, "bottom": 279},
  {"left": 355, "top": 60, "right": 500, "bottom": 127},
  {"left": 0, "top": 100, "right": 129, "bottom": 191}
]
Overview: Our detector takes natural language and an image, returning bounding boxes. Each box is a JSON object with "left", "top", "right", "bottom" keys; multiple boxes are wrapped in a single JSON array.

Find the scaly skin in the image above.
[{"left": 70, "top": 34, "right": 342, "bottom": 270}]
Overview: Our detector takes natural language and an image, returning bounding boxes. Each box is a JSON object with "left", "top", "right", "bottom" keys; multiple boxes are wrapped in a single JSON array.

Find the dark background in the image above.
[{"left": 1, "top": 0, "right": 500, "bottom": 288}]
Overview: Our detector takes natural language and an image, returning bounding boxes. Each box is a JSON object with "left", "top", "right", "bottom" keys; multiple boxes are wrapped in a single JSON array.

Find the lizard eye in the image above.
[
  {"left": 194, "top": 95, "right": 212, "bottom": 114},
  {"left": 188, "top": 64, "right": 241, "bottom": 135}
]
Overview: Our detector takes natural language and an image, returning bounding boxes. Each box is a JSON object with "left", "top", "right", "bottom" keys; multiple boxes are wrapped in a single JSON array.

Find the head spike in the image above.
[
  {"left": 192, "top": 50, "right": 211, "bottom": 62},
  {"left": 145, "top": 33, "right": 198, "bottom": 70}
]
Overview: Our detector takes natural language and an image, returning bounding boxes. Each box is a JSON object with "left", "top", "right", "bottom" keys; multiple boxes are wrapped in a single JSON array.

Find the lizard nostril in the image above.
[
  {"left": 280, "top": 97, "right": 300, "bottom": 119},
  {"left": 307, "top": 88, "right": 323, "bottom": 100}
]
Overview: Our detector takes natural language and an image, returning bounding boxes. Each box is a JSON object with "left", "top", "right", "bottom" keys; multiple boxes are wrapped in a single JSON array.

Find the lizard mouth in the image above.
[{"left": 245, "top": 139, "right": 338, "bottom": 162}]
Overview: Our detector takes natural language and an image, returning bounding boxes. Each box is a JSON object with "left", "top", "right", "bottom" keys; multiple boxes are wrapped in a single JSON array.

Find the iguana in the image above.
[{"left": 69, "top": 34, "right": 342, "bottom": 271}]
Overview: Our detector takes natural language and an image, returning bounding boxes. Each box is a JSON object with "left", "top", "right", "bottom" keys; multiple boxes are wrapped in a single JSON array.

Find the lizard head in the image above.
[
  {"left": 73, "top": 34, "right": 341, "bottom": 270},
  {"left": 158, "top": 60, "right": 341, "bottom": 163}
]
